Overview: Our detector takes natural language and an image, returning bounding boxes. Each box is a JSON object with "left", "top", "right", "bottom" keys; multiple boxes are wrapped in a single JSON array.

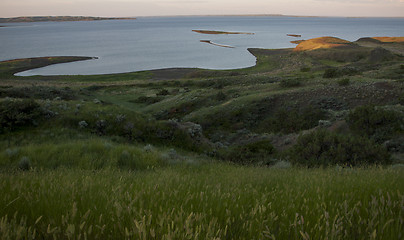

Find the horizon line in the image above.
[{"left": 1, "top": 13, "right": 404, "bottom": 19}]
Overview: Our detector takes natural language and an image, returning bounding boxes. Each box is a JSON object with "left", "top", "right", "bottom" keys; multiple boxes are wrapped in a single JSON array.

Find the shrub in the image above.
[
  {"left": 340, "top": 67, "right": 361, "bottom": 76},
  {"left": 323, "top": 68, "right": 339, "bottom": 78},
  {"left": 337, "top": 78, "right": 350, "bottom": 86},
  {"left": 78, "top": 120, "right": 88, "bottom": 128},
  {"left": 129, "top": 121, "right": 205, "bottom": 152},
  {"left": 0, "top": 99, "right": 43, "bottom": 133},
  {"left": 289, "top": 129, "right": 391, "bottom": 167},
  {"left": 260, "top": 106, "right": 325, "bottom": 134},
  {"left": 95, "top": 120, "right": 108, "bottom": 135},
  {"left": 398, "top": 94, "right": 404, "bottom": 105},
  {"left": 216, "top": 91, "right": 227, "bottom": 101},
  {"left": 156, "top": 89, "right": 169, "bottom": 96},
  {"left": 133, "top": 96, "right": 163, "bottom": 104},
  {"left": 220, "top": 139, "right": 275, "bottom": 165},
  {"left": 18, "top": 156, "right": 31, "bottom": 171},
  {"left": 117, "top": 151, "right": 135, "bottom": 170},
  {"left": 213, "top": 81, "right": 225, "bottom": 90},
  {"left": 310, "top": 97, "right": 347, "bottom": 111},
  {"left": 300, "top": 67, "right": 311, "bottom": 72},
  {"left": 323, "top": 67, "right": 360, "bottom": 78},
  {"left": 347, "top": 105, "right": 404, "bottom": 143},
  {"left": 279, "top": 78, "right": 301, "bottom": 88}
]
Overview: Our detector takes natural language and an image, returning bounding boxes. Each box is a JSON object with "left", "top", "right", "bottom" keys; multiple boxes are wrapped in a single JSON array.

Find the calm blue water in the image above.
[{"left": 0, "top": 16, "right": 403, "bottom": 76}]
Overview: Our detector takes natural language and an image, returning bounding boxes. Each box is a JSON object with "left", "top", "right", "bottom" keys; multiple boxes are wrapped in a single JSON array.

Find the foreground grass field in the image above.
[{"left": 1, "top": 166, "right": 403, "bottom": 239}]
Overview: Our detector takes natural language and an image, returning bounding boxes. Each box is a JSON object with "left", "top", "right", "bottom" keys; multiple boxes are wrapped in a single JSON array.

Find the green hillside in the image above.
[{"left": 0, "top": 36, "right": 403, "bottom": 239}]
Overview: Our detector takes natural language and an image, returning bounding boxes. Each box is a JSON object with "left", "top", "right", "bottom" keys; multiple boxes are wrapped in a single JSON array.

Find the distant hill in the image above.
[
  {"left": 0, "top": 16, "right": 136, "bottom": 23},
  {"left": 367, "top": 37, "right": 404, "bottom": 43},
  {"left": 294, "top": 37, "right": 352, "bottom": 51}
]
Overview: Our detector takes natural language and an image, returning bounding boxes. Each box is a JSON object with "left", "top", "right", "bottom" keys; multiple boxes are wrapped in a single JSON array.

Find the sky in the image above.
[{"left": 1, "top": 0, "right": 403, "bottom": 18}]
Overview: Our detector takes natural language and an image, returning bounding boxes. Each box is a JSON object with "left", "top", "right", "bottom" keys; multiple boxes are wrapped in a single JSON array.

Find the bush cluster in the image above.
[
  {"left": 156, "top": 89, "right": 169, "bottom": 96},
  {"left": 347, "top": 105, "right": 404, "bottom": 143},
  {"left": 289, "top": 129, "right": 391, "bottom": 167},
  {"left": 279, "top": 78, "right": 302, "bottom": 88},
  {"left": 220, "top": 139, "right": 275, "bottom": 164},
  {"left": 337, "top": 78, "right": 350, "bottom": 86},
  {"left": 18, "top": 156, "right": 31, "bottom": 171},
  {"left": 66, "top": 108, "right": 205, "bottom": 152},
  {"left": 323, "top": 67, "right": 360, "bottom": 78},
  {"left": 216, "top": 91, "right": 227, "bottom": 101},
  {"left": 310, "top": 97, "right": 347, "bottom": 111},
  {"left": 199, "top": 103, "right": 324, "bottom": 135},
  {"left": 300, "top": 67, "right": 311, "bottom": 72},
  {"left": 323, "top": 68, "right": 339, "bottom": 78},
  {"left": 0, "top": 99, "right": 43, "bottom": 133},
  {"left": 260, "top": 106, "right": 325, "bottom": 134},
  {"left": 0, "top": 86, "right": 77, "bottom": 100},
  {"left": 195, "top": 78, "right": 232, "bottom": 89},
  {"left": 398, "top": 93, "right": 404, "bottom": 105},
  {"left": 133, "top": 96, "right": 164, "bottom": 104}
]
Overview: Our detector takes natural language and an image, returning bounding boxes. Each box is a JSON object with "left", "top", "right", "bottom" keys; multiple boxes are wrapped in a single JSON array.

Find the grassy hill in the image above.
[{"left": 294, "top": 36, "right": 352, "bottom": 51}]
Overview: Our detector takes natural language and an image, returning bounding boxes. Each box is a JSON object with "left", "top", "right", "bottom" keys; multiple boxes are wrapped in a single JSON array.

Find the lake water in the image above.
[{"left": 1, "top": 16, "right": 404, "bottom": 76}]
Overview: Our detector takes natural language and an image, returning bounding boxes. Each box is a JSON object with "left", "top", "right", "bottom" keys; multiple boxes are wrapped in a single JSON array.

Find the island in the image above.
[
  {"left": 0, "top": 16, "right": 136, "bottom": 23},
  {"left": 192, "top": 29, "right": 254, "bottom": 35},
  {"left": 287, "top": 34, "right": 302, "bottom": 37}
]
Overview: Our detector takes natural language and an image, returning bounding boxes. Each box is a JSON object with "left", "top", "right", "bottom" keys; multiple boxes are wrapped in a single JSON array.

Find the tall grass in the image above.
[{"left": 0, "top": 165, "right": 403, "bottom": 239}]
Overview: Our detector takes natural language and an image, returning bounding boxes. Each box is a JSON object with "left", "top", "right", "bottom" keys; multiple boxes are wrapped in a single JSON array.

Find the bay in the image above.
[{"left": 0, "top": 16, "right": 403, "bottom": 76}]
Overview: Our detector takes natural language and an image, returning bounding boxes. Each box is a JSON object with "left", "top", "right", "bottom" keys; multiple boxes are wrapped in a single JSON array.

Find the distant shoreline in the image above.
[
  {"left": 0, "top": 16, "right": 136, "bottom": 23},
  {"left": 2, "top": 15, "right": 402, "bottom": 22},
  {"left": 135, "top": 14, "right": 404, "bottom": 19}
]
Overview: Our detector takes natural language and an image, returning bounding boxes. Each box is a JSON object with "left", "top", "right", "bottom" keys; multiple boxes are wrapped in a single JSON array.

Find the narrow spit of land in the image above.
[{"left": 200, "top": 40, "right": 235, "bottom": 48}]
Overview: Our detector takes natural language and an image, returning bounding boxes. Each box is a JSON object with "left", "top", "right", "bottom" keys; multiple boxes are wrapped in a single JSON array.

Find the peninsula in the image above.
[{"left": 200, "top": 40, "right": 235, "bottom": 48}]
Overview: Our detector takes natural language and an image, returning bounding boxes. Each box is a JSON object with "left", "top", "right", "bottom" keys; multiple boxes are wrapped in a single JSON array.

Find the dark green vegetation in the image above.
[
  {"left": 0, "top": 16, "right": 136, "bottom": 23},
  {"left": 1, "top": 38, "right": 404, "bottom": 239},
  {"left": 290, "top": 129, "right": 391, "bottom": 167}
]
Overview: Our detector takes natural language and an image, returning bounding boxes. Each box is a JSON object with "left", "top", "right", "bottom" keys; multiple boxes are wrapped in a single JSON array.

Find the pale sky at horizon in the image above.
[{"left": 1, "top": 0, "right": 403, "bottom": 18}]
